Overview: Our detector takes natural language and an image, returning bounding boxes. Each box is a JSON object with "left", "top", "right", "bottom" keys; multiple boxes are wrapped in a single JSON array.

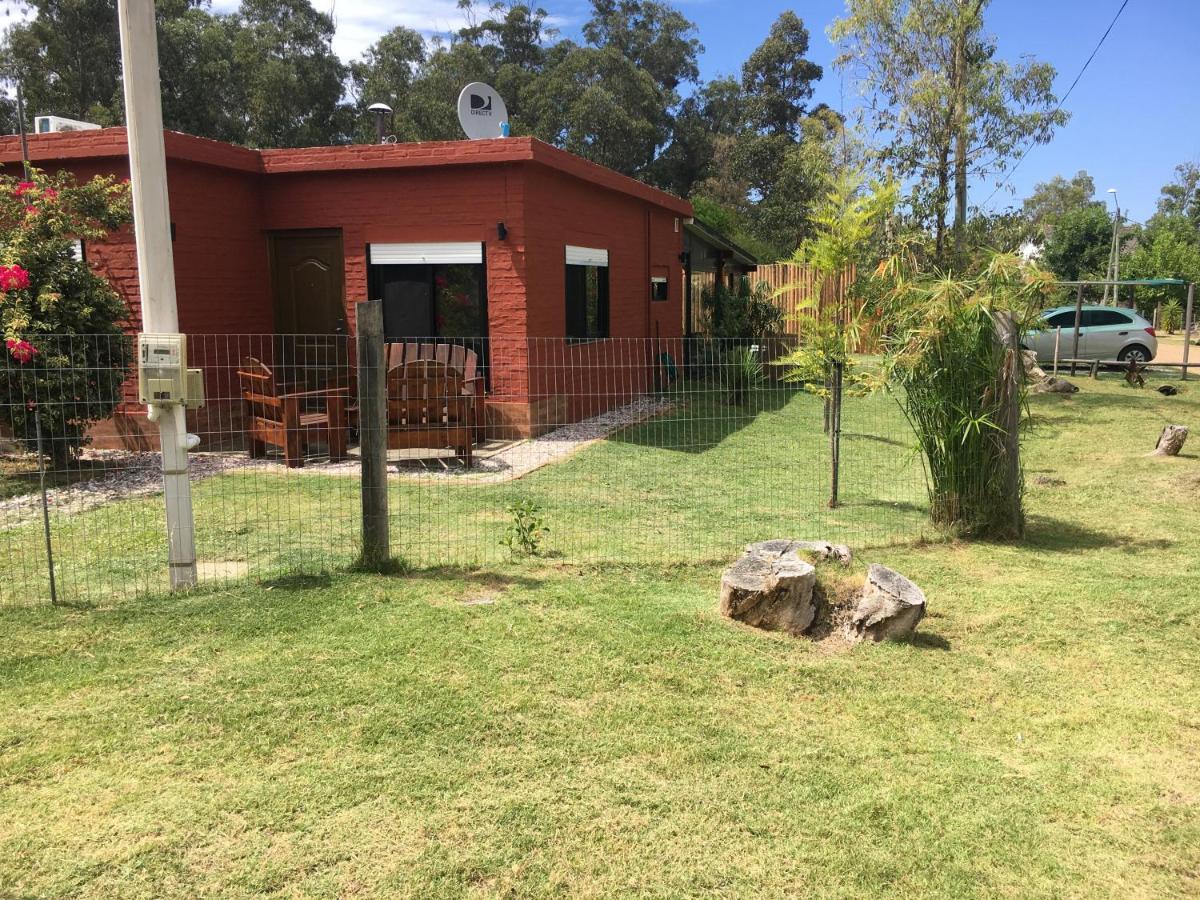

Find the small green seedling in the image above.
[{"left": 501, "top": 499, "right": 549, "bottom": 557}]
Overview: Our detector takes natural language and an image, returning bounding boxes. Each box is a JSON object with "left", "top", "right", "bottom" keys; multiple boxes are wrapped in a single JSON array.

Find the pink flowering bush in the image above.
[
  {"left": 2, "top": 168, "right": 133, "bottom": 463},
  {"left": 0, "top": 264, "right": 31, "bottom": 291},
  {"left": 6, "top": 339, "right": 37, "bottom": 363}
]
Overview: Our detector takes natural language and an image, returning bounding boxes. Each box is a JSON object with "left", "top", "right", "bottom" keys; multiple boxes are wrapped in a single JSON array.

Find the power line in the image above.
[{"left": 981, "top": 0, "right": 1132, "bottom": 211}]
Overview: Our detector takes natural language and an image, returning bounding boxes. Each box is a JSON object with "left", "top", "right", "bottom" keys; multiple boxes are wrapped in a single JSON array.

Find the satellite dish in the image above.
[{"left": 457, "top": 82, "right": 509, "bottom": 140}]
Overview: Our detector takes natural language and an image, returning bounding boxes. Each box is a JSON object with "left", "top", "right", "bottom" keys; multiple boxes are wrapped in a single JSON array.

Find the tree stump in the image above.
[
  {"left": 1153, "top": 425, "right": 1189, "bottom": 457},
  {"left": 719, "top": 543, "right": 817, "bottom": 635},
  {"left": 842, "top": 564, "right": 926, "bottom": 644}
]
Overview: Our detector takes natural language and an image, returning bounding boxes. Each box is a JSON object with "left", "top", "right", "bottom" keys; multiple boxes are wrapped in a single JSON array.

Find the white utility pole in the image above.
[{"left": 118, "top": 0, "right": 197, "bottom": 589}]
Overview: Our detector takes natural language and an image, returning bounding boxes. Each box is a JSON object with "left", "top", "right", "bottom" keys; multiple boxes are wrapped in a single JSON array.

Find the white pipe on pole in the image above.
[{"left": 118, "top": 0, "right": 197, "bottom": 589}]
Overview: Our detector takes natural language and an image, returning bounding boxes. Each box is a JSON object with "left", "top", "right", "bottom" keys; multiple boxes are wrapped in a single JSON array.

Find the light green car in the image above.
[{"left": 1023, "top": 305, "right": 1158, "bottom": 364}]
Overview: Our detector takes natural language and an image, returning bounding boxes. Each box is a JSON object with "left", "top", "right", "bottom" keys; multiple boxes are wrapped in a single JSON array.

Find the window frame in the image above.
[
  {"left": 564, "top": 246, "right": 610, "bottom": 343},
  {"left": 367, "top": 252, "right": 489, "bottom": 343}
]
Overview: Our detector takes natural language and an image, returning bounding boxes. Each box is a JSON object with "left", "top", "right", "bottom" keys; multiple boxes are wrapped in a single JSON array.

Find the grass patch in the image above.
[{"left": 0, "top": 372, "right": 1198, "bottom": 896}]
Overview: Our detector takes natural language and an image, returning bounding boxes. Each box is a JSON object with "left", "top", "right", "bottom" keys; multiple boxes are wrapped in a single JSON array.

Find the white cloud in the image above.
[
  {"left": 209, "top": 0, "right": 474, "bottom": 61},
  {"left": 212, "top": 0, "right": 577, "bottom": 63}
]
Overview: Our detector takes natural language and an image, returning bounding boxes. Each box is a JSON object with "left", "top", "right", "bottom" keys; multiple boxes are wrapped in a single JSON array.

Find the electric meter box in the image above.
[{"left": 138, "top": 333, "right": 188, "bottom": 405}]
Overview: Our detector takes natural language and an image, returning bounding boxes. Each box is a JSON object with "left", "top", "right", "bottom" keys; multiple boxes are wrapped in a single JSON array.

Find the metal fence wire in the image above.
[{"left": 0, "top": 333, "right": 931, "bottom": 605}]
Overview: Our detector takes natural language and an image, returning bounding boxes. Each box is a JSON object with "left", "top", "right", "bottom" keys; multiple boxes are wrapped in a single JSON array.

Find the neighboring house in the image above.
[
  {"left": 682, "top": 219, "right": 759, "bottom": 335},
  {"left": 0, "top": 129, "right": 691, "bottom": 444}
]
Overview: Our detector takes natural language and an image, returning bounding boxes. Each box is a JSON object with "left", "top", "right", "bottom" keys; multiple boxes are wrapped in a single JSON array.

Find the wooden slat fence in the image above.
[
  {"left": 753, "top": 263, "right": 878, "bottom": 353},
  {"left": 754, "top": 263, "right": 857, "bottom": 335}
]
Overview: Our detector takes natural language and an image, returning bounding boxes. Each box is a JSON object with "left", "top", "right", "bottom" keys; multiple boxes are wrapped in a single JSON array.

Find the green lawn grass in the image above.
[
  {"left": 1, "top": 382, "right": 927, "bottom": 604},
  {"left": 1, "top": 372, "right": 1198, "bottom": 897}
]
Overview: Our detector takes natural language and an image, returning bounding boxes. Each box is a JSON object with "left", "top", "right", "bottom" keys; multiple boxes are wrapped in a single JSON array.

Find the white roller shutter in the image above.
[
  {"left": 369, "top": 242, "right": 483, "bottom": 265},
  {"left": 565, "top": 245, "right": 609, "bottom": 267}
]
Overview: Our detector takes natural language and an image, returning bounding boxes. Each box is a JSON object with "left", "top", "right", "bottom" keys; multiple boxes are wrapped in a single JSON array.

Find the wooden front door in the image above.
[{"left": 269, "top": 230, "right": 347, "bottom": 389}]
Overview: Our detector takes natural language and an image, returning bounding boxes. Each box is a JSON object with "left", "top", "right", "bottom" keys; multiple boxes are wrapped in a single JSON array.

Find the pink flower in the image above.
[
  {"left": 13, "top": 181, "right": 35, "bottom": 196},
  {"left": 41, "top": 188, "right": 58, "bottom": 202},
  {"left": 434, "top": 275, "right": 449, "bottom": 289},
  {"left": 6, "top": 339, "right": 37, "bottom": 364},
  {"left": 0, "top": 265, "right": 31, "bottom": 291},
  {"left": 23, "top": 205, "right": 37, "bottom": 215}
]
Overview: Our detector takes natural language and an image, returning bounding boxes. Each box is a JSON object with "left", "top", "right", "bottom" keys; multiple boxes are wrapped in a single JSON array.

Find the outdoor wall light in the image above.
[{"left": 497, "top": 221, "right": 508, "bottom": 241}]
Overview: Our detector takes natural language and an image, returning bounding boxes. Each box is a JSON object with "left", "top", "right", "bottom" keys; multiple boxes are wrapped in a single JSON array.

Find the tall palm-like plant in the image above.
[{"left": 874, "top": 252, "right": 1054, "bottom": 537}]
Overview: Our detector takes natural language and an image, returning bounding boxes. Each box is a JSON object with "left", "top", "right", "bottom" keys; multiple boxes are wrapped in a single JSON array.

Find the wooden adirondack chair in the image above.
[
  {"left": 238, "top": 357, "right": 348, "bottom": 468},
  {"left": 347, "top": 342, "right": 483, "bottom": 433},
  {"left": 386, "top": 359, "right": 475, "bottom": 465},
  {"left": 386, "top": 342, "right": 484, "bottom": 430}
]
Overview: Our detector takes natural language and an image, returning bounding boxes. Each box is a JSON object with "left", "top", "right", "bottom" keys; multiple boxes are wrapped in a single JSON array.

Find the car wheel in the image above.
[{"left": 1119, "top": 345, "right": 1151, "bottom": 364}]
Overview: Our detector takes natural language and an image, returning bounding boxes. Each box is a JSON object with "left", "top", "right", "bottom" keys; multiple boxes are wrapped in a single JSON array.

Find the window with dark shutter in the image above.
[{"left": 565, "top": 246, "right": 609, "bottom": 342}]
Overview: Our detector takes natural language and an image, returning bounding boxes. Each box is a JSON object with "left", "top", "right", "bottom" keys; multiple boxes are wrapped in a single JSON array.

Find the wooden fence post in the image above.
[
  {"left": 1002, "top": 316, "right": 1023, "bottom": 537},
  {"left": 357, "top": 301, "right": 390, "bottom": 569},
  {"left": 829, "top": 361, "right": 843, "bottom": 509},
  {"left": 1070, "top": 284, "right": 1084, "bottom": 377},
  {"left": 1182, "top": 282, "right": 1194, "bottom": 382}
]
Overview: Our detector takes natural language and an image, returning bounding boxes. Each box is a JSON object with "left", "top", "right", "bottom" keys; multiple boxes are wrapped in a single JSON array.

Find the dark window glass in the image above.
[
  {"left": 1087, "top": 310, "right": 1132, "bottom": 327},
  {"left": 651, "top": 279, "right": 668, "bottom": 301},
  {"left": 380, "top": 265, "right": 433, "bottom": 337},
  {"left": 1045, "top": 311, "right": 1078, "bottom": 328},
  {"left": 566, "top": 264, "right": 609, "bottom": 341},
  {"left": 372, "top": 263, "right": 486, "bottom": 341}
]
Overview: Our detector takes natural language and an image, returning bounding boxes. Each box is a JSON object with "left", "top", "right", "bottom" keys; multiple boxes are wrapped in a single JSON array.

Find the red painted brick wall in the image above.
[
  {"left": 521, "top": 165, "right": 684, "bottom": 421},
  {"left": 0, "top": 129, "right": 691, "bottom": 440},
  {"left": 258, "top": 162, "right": 531, "bottom": 400}
]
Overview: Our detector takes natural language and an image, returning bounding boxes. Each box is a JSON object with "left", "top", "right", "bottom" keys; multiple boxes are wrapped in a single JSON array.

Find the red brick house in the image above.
[{"left": 0, "top": 128, "right": 690, "bottom": 443}]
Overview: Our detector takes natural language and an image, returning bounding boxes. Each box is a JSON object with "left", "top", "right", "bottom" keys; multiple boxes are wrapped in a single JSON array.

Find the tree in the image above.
[
  {"left": 0, "top": 169, "right": 134, "bottom": 465},
  {"left": 582, "top": 0, "right": 701, "bottom": 92},
  {"left": 832, "top": 0, "right": 1067, "bottom": 263},
  {"left": 1154, "top": 162, "right": 1200, "bottom": 235},
  {"left": 1041, "top": 204, "right": 1112, "bottom": 281},
  {"left": 349, "top": 27, "right": 428, "bottom": 143},
  {"left": 871, "top": 252, "right": 1051, "bottom": 537},
  {"left": 2, "top": 0, "right": 123, "bottom": 126},
  {"left": 648, "top": 76, "right": 743, "bottom": 198},
  {"left": 1122, "top": 219, "right": 1200, "bottom": 317},
  {"left": 457, "top": 2, "right": 557, "bottom": 130},
  {"left": 156, "top": 0, "right": 244, "bottom": 144},
  {"left": 522, "top": 42, "right": 666, "bottom": 176},
  {"left": 733, "top": 112, "right": 842, "bottom": 258},
  {"left": 2, "top": 0, "right": 243, "bottom": 140},
  {"left": 1023, "top": 171, "right": 1099, "bottom": 237},
  {"left": 740, "top": 10, "right": 822, "bottom": 138},
  {"left": 231, "top": 0, "right": 351, "bottom": 147}
]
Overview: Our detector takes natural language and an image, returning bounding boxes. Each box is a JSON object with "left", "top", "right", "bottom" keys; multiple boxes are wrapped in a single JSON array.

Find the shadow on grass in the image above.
[
  {"left": 1022, "top": 516, "right": 1173, "bottom": 553},
  {"left": 905, "top": 631, "right": 951, "bottom": 651},
  {"left": 843, "top": 431, "right": 911, "bottom": 449},
  {"left": 390, "top": 565, "right": 544, "bottom": 591},
  {"left": 609, "top": 383, "right": 803, "bottom": 454},
  {"left": 260, "top": 573, "right": 334, "bottom": 591}
]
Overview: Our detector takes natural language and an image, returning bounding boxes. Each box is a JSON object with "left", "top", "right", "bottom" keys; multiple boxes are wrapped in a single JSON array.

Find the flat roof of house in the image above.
[{"left": 0, "top": 127, "right": 693, "bottom": 217}]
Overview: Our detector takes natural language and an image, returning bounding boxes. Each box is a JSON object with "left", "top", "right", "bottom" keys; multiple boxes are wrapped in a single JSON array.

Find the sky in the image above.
[{"left": 252, "top": 0, "right": 1198, "bottom": 224}]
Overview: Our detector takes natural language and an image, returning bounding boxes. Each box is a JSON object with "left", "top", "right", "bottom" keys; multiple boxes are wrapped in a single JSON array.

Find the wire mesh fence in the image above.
[{"left": 1, "top": 333, "right": 931, "bottom": 606}]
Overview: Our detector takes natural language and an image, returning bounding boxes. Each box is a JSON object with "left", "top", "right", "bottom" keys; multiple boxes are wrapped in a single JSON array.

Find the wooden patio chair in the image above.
[
  {"left": 386, "top": 342, "right": 484, "bottom": 431},
  {"left": 386, "top": 359, "right": 475, "bottom": 465},
  {"left": 238, "top": 357, "right": 348, "bottom": 468}
]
